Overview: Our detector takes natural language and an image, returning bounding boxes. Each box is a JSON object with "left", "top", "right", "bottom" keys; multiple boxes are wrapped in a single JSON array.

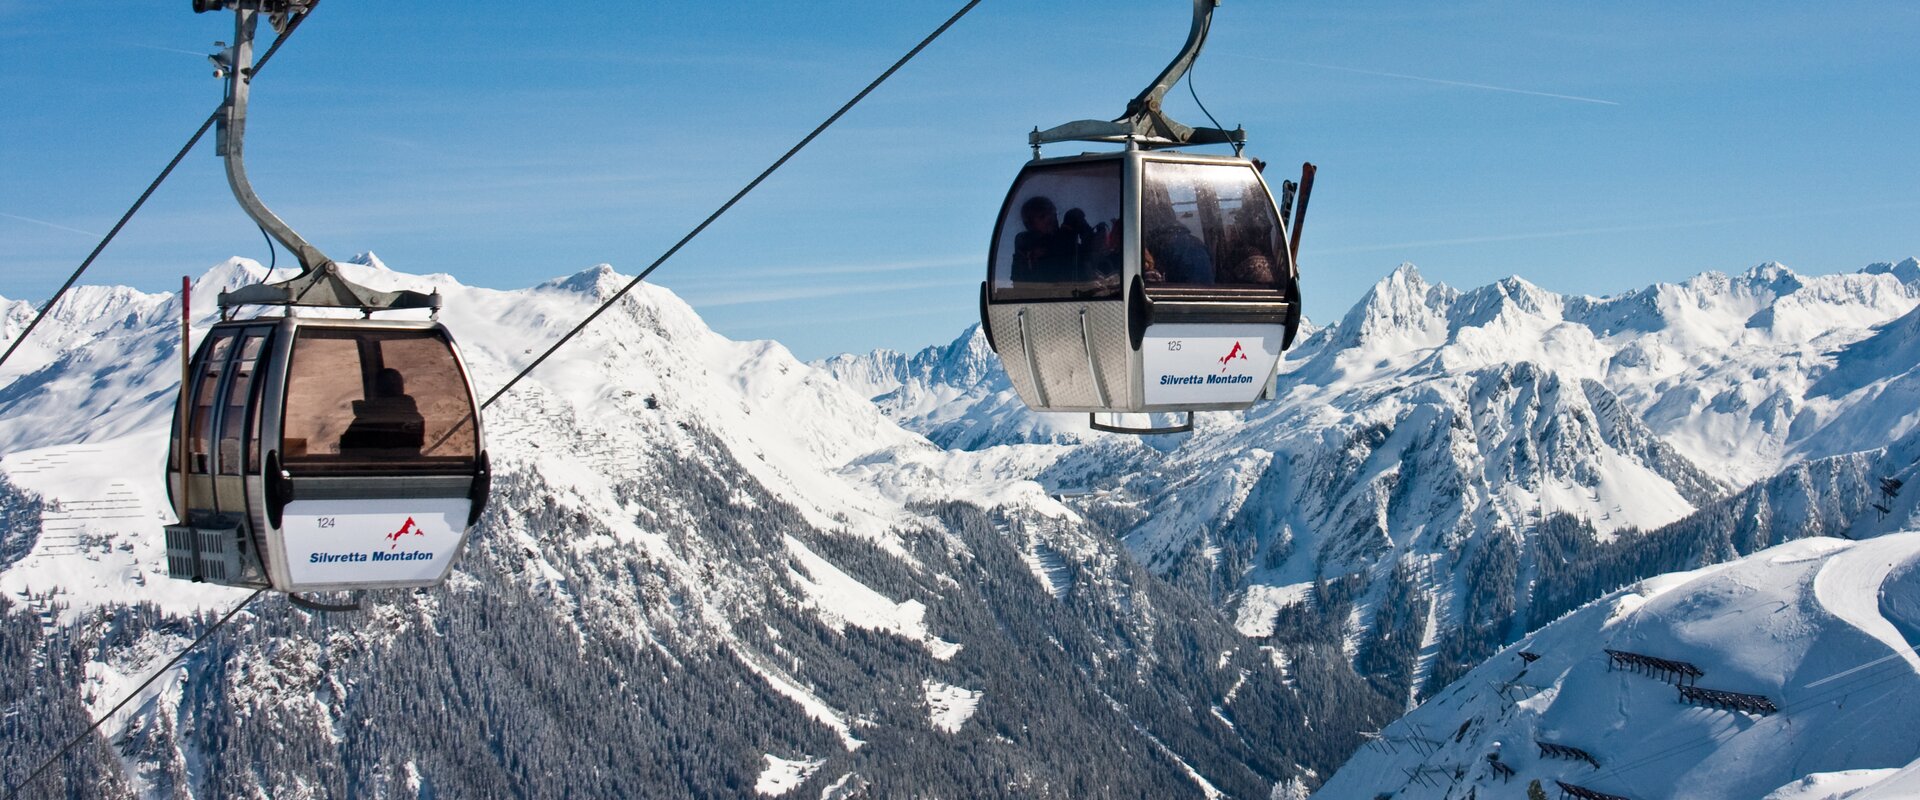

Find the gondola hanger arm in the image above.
[
  {"left": 1030, "top": 0, "right": 1244, "bottom": 151},
  {"left": 198, "top": 0, "right": 439, "bottom": 314}
]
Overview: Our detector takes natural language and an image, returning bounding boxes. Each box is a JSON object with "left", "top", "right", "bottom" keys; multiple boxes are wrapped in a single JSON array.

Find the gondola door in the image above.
[
  {"left": 169, "top": 322, "right": 275, "bottom": 586},
  {"left": 1133, "top": 156, "right": 1291, "bottom": 413},
  {"left": 266, "top": 321, "right": 484, "bottom": 593}
]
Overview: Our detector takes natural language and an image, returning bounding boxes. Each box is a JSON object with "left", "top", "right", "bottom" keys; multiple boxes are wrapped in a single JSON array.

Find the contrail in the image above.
[
  {"left": 1318, "top": 222, "right": 1706, "bottom": 255},
  {"left": 1233, "top": 55, "right": 1621, "bottom": 106},
  {"left": 121, "top": 42, "right": 210, "bottom": 58},
  {"left": 1091, "top": 37, "right": 1619, "bottom": 106},
  {"left": 1318, "top": 201, "right": 1920, "bottom": 256},
  {"left": 676, "top": 256, "right": 976, "bottom": 285},
  {"left": 0, "top": 212, "right": 99, "bottom": 237},
  {"left": 683, "top": 277, "right": 971, "bottom": 308}
]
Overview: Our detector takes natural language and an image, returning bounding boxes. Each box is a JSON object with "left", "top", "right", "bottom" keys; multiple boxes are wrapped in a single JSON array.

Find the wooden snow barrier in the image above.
[
  {"left": 1537, "top": 741, "right": 1601, "bottom": 768},
  {"left": 1557, "top": 779, "right": 1632, "bottom": 800},
  {"left": 1604, "top": 649, "right": 1704, "bottom": 685},
  {"left": 1677, "top": 684, "right": 1778, "bottom": 715},
  {"left": 1518, "top": 651, "right": 1542, "bottom": 663},
  {"left": 1401, "top": 765, "right": 1458, "bottom": 789},
  {"left": 1499, "top": 677, "right": 1552, "bottom": 702},
  {"left": 1488, "top": 759, "right": 1516, "bottom": 782}
]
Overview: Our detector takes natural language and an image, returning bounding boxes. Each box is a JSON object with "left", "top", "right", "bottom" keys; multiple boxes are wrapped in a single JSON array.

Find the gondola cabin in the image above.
[
  {"left": 165, "top": 317, "right": 490, "bottom": 593},
  {"left": 980, "top": 148, "right": 1300, "bottom": 430}
]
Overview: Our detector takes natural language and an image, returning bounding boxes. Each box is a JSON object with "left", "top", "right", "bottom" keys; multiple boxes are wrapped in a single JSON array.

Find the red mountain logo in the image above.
[
  {"left": 385, "top": 517, "right": 422, "bottom": 549},
  {"left": 1219, "top": 341, "right": 1248, "bottom": 371}
]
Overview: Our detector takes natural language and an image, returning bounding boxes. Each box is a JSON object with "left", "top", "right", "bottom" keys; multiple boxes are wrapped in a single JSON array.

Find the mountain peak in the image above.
[
  {"left": 1742, "top": 260, "right": 1803, "bottom": 292},
  {"left": 1863, "top": 257, "right": 1920, "bottom": 284},
  {"left": 540, "top": 263, "right": 627, "bottom": 298},
  {"left": 187, "top": 258, "right": 307, "bottom": 313},
  {"left": 1333, "top": 261, "right": 1456, "bottom": 350},
  {"left": 343, "top": 252, "right": 390, "bottom": 271}
]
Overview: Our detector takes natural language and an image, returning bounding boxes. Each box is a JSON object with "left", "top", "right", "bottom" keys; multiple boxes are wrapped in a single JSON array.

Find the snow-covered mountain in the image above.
[
  {"left": 816, "top": 325, "right": 1092, "bottom": 449},
  {"left": 1315, "top": 528, "right": 1920, "bottom": 800},
  {"left": 828, "top": 258, "right": 1920, "bottom": 702},
  {"left": 0, "top": 257, "right": 1377, "bottom": 798},
  {"left": 8, "top": 253, "right": 1920, "bottom": 798}
]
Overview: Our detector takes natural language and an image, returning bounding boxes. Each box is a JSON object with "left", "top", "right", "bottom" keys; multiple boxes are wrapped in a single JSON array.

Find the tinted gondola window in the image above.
[
  {"left": 282, "top": 328, "right": 477, "bottom": 474},
  {"left": 216, "top": 332, "right": 269, "bottom": 476},
  {"left": 991, "top": 161, "right": 1123, "bottom": 302},
  {"left": 187, "top": 331, "right": 237, "bottom": 475},
  {"left": 1141, "top": 161, "right": 1284, "bottom": 292}
]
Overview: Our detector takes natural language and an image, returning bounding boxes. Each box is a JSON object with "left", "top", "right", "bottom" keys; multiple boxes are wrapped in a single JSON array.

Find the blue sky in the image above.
[{"left": 4, "top": 2, "right": 1917, "bottom": 360}]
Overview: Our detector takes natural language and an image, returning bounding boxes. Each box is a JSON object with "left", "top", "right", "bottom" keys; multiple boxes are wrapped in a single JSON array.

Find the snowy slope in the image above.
[
  {"left": 818, "top": 324, "right": 1095, "bottom": 449},
  {"left": 1314, "top": 533, "right": 1920, "bottom": 800},
  {"left": 0, "top": 255, "right": 950, "bottom": 619},
  {"left": 0, "top": 257, "right": 1357, "bottom": 798},
  {"left": 828, "top": 258, "right": 1920, "bottom": 700}
]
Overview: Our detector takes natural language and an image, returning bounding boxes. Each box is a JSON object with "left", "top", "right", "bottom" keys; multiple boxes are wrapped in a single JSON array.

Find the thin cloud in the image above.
[
  {"left": 0, "top": 212, "right": 98, "bottom": 237},
  {"left": 675, "top": 256, "right": 977, "bottom": 286},
  {"left": 1227, "top": 54, "right": 1621, "bottom": 106},
  {"left": 1320, "top": 201, "right": 1920, "bottom": 255},
  {"left": 681, "top": 277, "right": 970, "bottom": 308},
  {"left": 719, "top": 304, "right": 946, "bottom": 333},
  {"left": 1320, "top": 222, "right": 1711, "bottom": 254},
  {"left": 120, "top": 42, "right": 212, "bottom": 58}
]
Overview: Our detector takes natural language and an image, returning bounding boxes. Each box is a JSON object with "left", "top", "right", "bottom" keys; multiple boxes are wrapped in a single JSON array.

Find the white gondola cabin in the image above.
[
  {"left": 981, "top": 148, "right": 1301, "bottom": 431},
  {"left": 163, "top": 0, "right": 490, "bottom": 602},
  {"left": 165, "top": 317, "right": 489, "bottom": 592},
  {"left": 978, "top": 0, "right": 1312, "bottom": 434}
]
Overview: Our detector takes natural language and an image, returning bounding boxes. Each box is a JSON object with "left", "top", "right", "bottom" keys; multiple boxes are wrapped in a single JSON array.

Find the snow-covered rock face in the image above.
[
  {"left": 817, "top": 324, "right": 1096, "bottom": 449},
  {"left": 1315, "top": 533, "right": 1920, "bottom": 800},
  {"left": 828, "top": 258, "right": 1920, "bottom": 703},
  {"left": 0, "top": 258, "right": 1372, "bottom": 798}
]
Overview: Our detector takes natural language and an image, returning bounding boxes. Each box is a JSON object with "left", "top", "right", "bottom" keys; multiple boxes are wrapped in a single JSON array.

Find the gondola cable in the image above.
[
  {"left": 1, "top": 11, "right": 323, "bottom": 795},
  {"left": 1182, "top": 11, "right": 1234, "bottom": 155},
  {"left": 1187, "top": 72, "right": 1228, "bottom": 149},
  {"left": 1, "top": 588, "right": 266, "bottom": 800},
  {"left": 480, "top": 0, "right": 985, "bottom": 411},
  {"left": 258, "top": 221, "right": 277, "bottom": 273},
  {"left": 0, "top": 8, "right": 313, "bottom": 373},
  {"left": 981, "top": 0, "right": 1308, "bottom": 434},
  {"left": 7, "top": 1, "right": 985, "bottom": 789}
]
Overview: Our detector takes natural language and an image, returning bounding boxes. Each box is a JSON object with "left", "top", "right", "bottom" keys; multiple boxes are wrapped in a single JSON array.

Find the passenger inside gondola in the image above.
[
  {"left": 992, "top": 162, "right": 1123, "bottom": 301},
  {"left": 339, "top": 367, "right": 425, "bottom": 456},
  {"left": 1220, "top": 183, "right": 1279, "bottom": 285},
  {"left": 1141, "top": 184, "right": 1214, "bottom": 286},
  {"left": 1012, "top": 196, "right": 1118, "bottom": 286}
]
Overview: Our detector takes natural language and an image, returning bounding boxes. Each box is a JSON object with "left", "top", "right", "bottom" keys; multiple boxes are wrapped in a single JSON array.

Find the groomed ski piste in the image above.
[{"left": 1314, "top": 531, "right": 1920, "bottom": 800}]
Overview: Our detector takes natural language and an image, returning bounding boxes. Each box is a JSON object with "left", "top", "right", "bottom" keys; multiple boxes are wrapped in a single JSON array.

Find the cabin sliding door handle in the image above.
[
  {"left": 264, "top": 451, "right": 291, "bottom": 528},
  {"left": 468, "top": 451, "right": 492, "bottom": 528}
]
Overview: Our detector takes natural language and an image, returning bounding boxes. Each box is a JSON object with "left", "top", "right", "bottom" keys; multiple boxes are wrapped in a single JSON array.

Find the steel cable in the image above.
[
  {"left": 0, "top": 7, "right": 312, "bottom": 371},
  {"left": 4, "top": 2, "right": 983, "bottom": 793},
  {"left": 1, "top": 10, "right": 316, "bottom": 796},
  {"left": 1, "top": 588, "right": 266, "bottom": 800},
  {"left": 480, "top": 0, "right": 985, "bottom": 410}
]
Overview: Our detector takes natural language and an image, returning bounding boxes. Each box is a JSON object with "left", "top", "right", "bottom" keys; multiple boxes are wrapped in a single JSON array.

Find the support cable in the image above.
[
  {"left": 480, "top": 0, "right": 984, "bottom": 410},
  {"left": 2, "top": 12, "right": 310, "bottom": 796},
  {"left": 2, "top": 588, "right": 266, "bottom": 800},
  {"left": 6, "top": 2, "right": 978, "bottom": 791},
  {"left": 0, "top": 9, "right": 311, "bottom": 371}
]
